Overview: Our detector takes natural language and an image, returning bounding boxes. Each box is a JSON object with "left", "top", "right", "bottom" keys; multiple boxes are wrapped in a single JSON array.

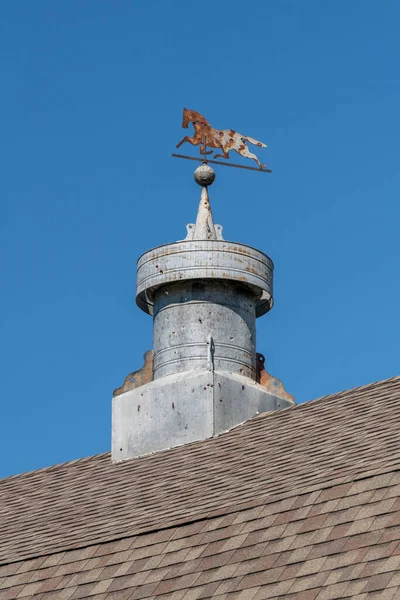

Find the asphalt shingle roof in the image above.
[{"left": 1, "top": 375, "right": 400, "bottom": 599}]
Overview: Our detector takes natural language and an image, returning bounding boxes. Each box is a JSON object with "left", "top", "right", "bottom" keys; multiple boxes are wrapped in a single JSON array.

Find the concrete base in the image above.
[{"left": 112, "top": 369, "right": 292, "bottom": 462}]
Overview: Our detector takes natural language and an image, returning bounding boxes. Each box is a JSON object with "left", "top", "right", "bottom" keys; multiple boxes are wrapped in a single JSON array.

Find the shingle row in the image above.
[
  {"left": 1, "top": 376, "right": 400, "bottom": 565},
  {"left": 1, "top": 470, "right": 400, "bottom": 599}
]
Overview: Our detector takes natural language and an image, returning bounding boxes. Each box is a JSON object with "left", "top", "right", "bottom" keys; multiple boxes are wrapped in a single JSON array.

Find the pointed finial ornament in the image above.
[
  {"left": 192, "top": 187, "right": 217, "bottom": 240},
  {"left": 185, "top": 164, "right": 223, "bottom": 241}
]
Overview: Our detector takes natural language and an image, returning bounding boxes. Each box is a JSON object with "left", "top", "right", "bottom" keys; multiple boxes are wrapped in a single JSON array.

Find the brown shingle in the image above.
[
  {"left": 163, "top": 559, "right": 202, "bottom": 580},
  {"left": 143, "top": 567, "right": 171, "bottom": 585},
  {"left": 1, "top": 376, "right": 399, "bottom": 566},
  {"left": 307, "top": 537, "right": 346, "bottom": 559},
  {"left": 0, "top": 571, "right": 32, "bottom": 590},
  {"left": 314, "top": 581, "right": 350, "bottom": 599},
  {"left": 317, "top": 483, "right": 352, "bottom": 503},
  {"left": 69, "top": 579, "right": 113, "bottom": 599},
  {"left": 39, "top": 589, "right": 77, "bottom": 600},
  {"left": 359, "top": 556, "right": 400, "bottom": 577},
  {"left": 153, "top": 573, "right": 201, "bottom": 596},
  {"left": 233, "top": 554, "right": 279, "bottom": 578},
  {"left": 213, "top": 576, "right": 242, "bottom": 596},
  {"left": 295, "top": 557, "right": 327, "bottom": 577},
  {"left": 286, "top": 591, "right": 319, "bottom": 600},
  {"left": 236, "top": 566, "right": 285, "bottom": 591},
  {"left": 0, "top": 376, "right": 399, "bottom": 600},
  {"left": 343, "top": 531, "right": 383, "bottom": 551},
  {"left": 322, "top": 548, "right": 369, "bottom": 571},
  {"left": 363, "top": 541, "right": 399, "bottom": 562},
  {"left": 286, "top": 572, "right": 328, "bottom": 593},
  {"left": 362, "top": 571, "right": 397, "bottom": 592},
  {"left": 252, "top": 579, "right": 294, "bottom": 598},
  {"left": 366, "top": 588, "right": 399, "bottom": 600},
  {"left": 230, "top": 544, "right": 268, "bottom": 565},
  {"left": 379, "top": 525, "right": 400, "bottom": 544},
  {"left": 0, "top": 585, "right": 25, "bottom": 600}
]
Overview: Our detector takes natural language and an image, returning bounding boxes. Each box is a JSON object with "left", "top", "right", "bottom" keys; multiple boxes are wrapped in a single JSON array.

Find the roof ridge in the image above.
[
  {"left": 2, "top": 374, "right": 398, "bottom": 482},
  {"left": 0, "top": 451, "right": 110, "bottom": 482},
  {"left": 300, "top": 374, "right": 400, "bottom": 406}
]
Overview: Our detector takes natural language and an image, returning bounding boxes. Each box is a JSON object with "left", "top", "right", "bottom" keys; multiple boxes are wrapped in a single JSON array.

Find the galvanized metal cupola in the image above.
[{"left": 112, "top": 164, "right": 293, "bottom": 461}]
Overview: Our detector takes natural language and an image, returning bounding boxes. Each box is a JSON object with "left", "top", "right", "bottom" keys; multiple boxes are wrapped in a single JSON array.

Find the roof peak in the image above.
[{"left": 1, "top": 374, "right": 399, "bottom": 564}]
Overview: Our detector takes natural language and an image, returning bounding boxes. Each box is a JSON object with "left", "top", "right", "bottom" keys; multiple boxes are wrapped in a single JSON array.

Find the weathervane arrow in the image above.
[{"left": 172, "top": 108, "right": 271, "bottom": 173}]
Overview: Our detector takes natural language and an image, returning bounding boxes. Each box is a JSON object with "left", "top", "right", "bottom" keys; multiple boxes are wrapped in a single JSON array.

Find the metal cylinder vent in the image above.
[
  {"left": 153, "top": 280, "right": 257, "bottom": 380},
  {"left": 136, "top": 239, "right": 273, "bottom": 380}
]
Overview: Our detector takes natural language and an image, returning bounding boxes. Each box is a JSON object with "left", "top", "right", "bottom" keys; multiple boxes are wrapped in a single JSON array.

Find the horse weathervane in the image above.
[{"left": 172, "top": 108, "right": 271, "bottom": 173}]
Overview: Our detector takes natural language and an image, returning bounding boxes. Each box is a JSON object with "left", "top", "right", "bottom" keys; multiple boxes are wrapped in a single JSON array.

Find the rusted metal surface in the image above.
[
  {"left": 113, "top": 350, "right": 153, "bottom": 397},
  {"left": 136, "top": 240, "right": 274, "bottom": 318},
  {"left": 175, "top": 109, "right": 270, "bottom": 171},
  {"left": 256, "top": 353, "right": 295, "bottom": 403}
]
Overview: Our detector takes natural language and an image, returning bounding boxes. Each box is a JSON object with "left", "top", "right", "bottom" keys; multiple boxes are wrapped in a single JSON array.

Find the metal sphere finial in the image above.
[{"left": 194, "top": 164, "right": 216, "bottom": 187}]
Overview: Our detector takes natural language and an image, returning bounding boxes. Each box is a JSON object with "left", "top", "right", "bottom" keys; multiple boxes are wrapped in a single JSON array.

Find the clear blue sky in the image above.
[{"left": 1, "top": 1, "right": 399, "bottom": 477}]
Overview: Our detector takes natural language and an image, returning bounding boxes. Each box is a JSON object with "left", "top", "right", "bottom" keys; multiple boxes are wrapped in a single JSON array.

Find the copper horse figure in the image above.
[{"left": 176, "top": 108, "right": 267, "bottom": 169}]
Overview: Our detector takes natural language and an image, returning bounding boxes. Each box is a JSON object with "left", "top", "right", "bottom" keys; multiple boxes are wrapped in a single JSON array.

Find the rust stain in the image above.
[
  {"left": 113, "top": 350, "right": 153, "bottom": 397},
  {"left": 176, "top": 108, "right": 268, "bottom": 170},
  {"left": 245, "top": 265, "right": 258, "bottom": 275},
  {"left": 256, "top": 353, "right": 295, "bottom": 403}
]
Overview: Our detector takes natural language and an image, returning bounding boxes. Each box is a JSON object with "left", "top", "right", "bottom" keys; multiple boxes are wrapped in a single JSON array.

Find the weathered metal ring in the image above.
[{"left": 136, "top": 240, "right": 273, "bottom": 318}]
